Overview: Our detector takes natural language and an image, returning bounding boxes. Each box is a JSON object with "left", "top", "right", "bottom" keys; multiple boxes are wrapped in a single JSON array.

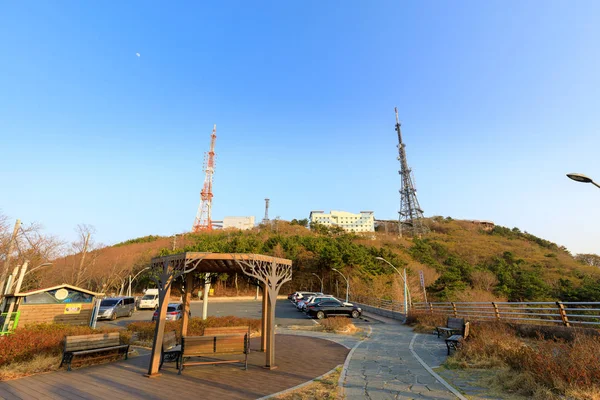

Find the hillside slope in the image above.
[{"left": 41, "top": 218, "right": 600, "bottom": 303}]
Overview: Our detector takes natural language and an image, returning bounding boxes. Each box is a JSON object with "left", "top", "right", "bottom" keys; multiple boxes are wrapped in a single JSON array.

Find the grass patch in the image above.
[
  {"left": 276, "top": 366, "right": 340, "bottom": 400},
  {"left": 405, "top": 312, "right": 447, "bottom": 334},
  {"left": 0, "top": 323, "right": 129, "bottom": 380},
  {"left": 318, "top": 317, "right": 359, "bottom": 334},
  {"left": 423, "top": 315, "right": 600, "bottom": 399}
]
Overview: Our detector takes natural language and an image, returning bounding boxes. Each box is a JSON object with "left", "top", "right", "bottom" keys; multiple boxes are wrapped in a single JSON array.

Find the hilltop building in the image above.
[
  {"left": 223, "top": 216, "right": 255, "bottom": 230},
  {"left": 309, "top": 210, "right": 375, "bottom": 233}
]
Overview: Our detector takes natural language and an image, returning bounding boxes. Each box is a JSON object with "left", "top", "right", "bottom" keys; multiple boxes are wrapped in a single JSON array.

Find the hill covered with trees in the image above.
[{"left": 29, "top": 217, "right": 600, "bottom": 303}]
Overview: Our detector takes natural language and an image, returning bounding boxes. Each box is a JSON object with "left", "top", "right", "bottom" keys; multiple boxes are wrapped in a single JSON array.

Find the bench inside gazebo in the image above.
[{"left": 146, "top": 252, "right": 292, "bottom": 377}]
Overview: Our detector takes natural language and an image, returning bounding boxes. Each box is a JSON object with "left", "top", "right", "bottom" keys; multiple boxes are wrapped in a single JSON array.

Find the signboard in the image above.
[
  {"left": 64, "top": 304, "right": 82, "bottom": 314},
  {"left": 419, "top": 271, "right": 425, "bottom": 288}
]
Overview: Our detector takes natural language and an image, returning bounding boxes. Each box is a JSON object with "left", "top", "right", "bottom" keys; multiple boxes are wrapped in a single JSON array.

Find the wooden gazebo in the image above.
[{"left": 146, "top": 252, "right": 292, "bottom": 377}]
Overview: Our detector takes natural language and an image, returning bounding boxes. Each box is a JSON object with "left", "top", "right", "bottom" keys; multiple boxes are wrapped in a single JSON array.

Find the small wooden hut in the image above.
[{"left": 8, "top": 284, "right": 102, "bottom": 327}]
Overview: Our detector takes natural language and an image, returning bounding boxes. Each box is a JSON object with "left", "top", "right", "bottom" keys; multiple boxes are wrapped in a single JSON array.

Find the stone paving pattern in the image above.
[{"left": 343, "top": 314, "right": 457, "bottom": 400}]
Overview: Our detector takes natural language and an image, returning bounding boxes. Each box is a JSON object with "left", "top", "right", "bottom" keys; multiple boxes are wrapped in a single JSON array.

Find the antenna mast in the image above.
[
  {"left": 192, "top": 124, "right": 217, "bottom": 232},
  {"left": 395, "top": 108, "right": 427, "bottom": 237},
  {"left": 262, "top": 198, "right": 270, "bottom": 224}
]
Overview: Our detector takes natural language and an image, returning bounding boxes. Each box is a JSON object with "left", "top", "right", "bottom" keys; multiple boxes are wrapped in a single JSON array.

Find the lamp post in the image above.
[
  {"left": 128, "top": 267, "right": 150, "bottom": 297},
  {"left": 311, "top": 273, "right": 324, "bottom": 293},
  {"left": 567, "top": 173, "right": 600, "bottom": 189},
  {"left": 331, "top": 268, "right": 349, "bottom": 303},
  {"left": 375, "top": 257, "right": 412, "bottom": 314}
]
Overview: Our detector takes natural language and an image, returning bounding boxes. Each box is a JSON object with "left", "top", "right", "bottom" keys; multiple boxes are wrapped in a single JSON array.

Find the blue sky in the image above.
[{"left": 1, "top": 1, "right": 599, "bottom": 254}]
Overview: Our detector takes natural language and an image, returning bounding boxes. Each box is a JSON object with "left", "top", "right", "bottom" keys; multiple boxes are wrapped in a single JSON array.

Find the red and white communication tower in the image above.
[{"left": 192, "top": 124, "right": 217, "bottom": 232}]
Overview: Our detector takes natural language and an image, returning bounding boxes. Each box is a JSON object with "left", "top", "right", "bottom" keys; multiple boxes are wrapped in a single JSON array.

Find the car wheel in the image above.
[
  {"left": 110, "top": 312, "right": 117, "bottom": 321},
  {"left": 316, "top": 311, "right": 326, "bottom": 320},
  {"left": 351, "top": 310, "right": 360, "bottom": 319},
  {"left": 128, "top": 309, "right": 134, "bottom": 317}
]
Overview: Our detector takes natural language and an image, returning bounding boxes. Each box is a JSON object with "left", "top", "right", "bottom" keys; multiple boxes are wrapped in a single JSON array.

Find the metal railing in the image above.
[
  {"left": 351, "top": 296, "right": 600, "bottom": 327},
  {"left": 411, "top": 301, "right": 600, "bottom": 327},
  {"left": 352, "top": 295, "right": 407, "bottom": 314}
]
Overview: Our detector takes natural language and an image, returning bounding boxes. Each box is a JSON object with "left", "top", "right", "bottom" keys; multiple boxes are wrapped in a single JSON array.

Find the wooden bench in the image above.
[
  {"left": 445, "top": 321, "right": 470, "bottom": 355},
  {"left": 204, "top": 326, "right": 251, "bottom": 349},
  {"left": 159, "top": 330, "right": 181, "bottom": 370},
  {"left": 179, "top": 332, "right": 248, "bottom": 374},
  {"left": 60, "top": 332, "right": 129, "bottom": 371},
  {"left": 436, "top": 317, "right": 465, "bottom": 338}
]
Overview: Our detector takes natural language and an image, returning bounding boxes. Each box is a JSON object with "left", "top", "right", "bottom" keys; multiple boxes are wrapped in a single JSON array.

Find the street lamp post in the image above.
[
  {"left": 375, "top": 257, "right": 412, "bottom": 314},
  {"left": 331, "top": 268, "right": 349, "bottom": 303},
  {"left": 311, "top": 273, "right": 324, "bottom": 293},
  {"left": 128, "top": 267, "right": 150, "bottom": 297},
  {"left": 567, "top": 173, "right": 600, "bottom": 189}
]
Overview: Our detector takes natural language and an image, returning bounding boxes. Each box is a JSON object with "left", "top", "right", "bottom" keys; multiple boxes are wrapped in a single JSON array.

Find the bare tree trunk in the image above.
[
  {"left": 234, "top": 273, "right": 238, "bottom": 296},
  {"left": 0, "top": 219, "right": 21, "bottom": 298},
  {"left": 75, "top": 232, "right": 90, "bottom": 287}
]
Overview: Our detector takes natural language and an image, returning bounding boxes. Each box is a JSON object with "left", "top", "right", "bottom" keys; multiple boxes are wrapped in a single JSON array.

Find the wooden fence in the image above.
[{"left": 352, "top": 296, "right": 600, "bottom": 328}]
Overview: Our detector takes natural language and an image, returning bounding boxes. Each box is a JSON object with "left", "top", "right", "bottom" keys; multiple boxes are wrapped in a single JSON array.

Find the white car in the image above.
[{"left": 138, "top": 289, "right": 159, "bottom": 310}]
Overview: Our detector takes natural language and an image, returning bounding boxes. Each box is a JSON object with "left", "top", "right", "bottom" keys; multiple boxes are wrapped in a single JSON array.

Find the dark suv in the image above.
[{"left": 306, "top": 299, "right": 362, "bottom": 319}]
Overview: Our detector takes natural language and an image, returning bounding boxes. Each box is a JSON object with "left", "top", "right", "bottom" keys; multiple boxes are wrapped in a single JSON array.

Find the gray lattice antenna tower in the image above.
[
  {"left": 395, "top": 107, "right": 428, "bottom": 237},
  {"left": 263, "top": 198, "right": 270, "bottom": 224}
]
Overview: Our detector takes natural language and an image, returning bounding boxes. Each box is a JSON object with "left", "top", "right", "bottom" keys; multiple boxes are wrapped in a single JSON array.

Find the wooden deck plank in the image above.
[{"left": 0, "top": 335, "right": 348, "bottom": 400}]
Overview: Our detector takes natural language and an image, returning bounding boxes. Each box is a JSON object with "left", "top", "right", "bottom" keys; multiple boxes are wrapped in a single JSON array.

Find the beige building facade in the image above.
[{"left": 309, "top": 210, "right": 375, "bottom": 233}]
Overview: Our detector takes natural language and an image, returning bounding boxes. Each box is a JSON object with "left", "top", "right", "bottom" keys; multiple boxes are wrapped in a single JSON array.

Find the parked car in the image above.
[
  {"left": 300, "top": 295, "right": 336, "bottom": 312},
  {"left": 138, "top": 288, "right": 159, "bottom": 310},
  {"left": 152, "top": 303, "right": 185, "bottom": 321},
  {"left": 293, "top": 292, "right": 319, "bottom": 304},
  {"left": 97, "top": 297, "right": 136, "bottom": 320},
  {"left": 306, "top": 299, "right": 362, "bottom": 319}
]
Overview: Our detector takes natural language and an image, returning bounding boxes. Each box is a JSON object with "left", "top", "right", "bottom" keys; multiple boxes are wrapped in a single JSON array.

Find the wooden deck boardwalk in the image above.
[{"left": 0, "top": 335, "right": 348, "bottom": 400}]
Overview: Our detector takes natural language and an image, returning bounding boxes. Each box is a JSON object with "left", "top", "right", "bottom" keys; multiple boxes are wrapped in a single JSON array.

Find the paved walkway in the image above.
[
  {"left": 0, "top": 335, "right": 348, "bottom": 400},
  {"left": 342, "top": 313, "right": 459, "bottom": 400}
]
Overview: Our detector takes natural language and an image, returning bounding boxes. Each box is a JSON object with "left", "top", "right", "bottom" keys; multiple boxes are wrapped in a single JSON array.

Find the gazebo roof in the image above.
[{"left": 150, "top": 252, "right": 292, "bottom": 273}]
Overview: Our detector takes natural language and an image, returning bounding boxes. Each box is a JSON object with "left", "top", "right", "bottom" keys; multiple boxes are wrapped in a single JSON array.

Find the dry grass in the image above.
[
  {"left": 318, "top": 317, "right": 359, "bottom": 334},
  {"left": 405, "top": 312, "right": 447, "bottom": 333},
  {"left": 0, "top": 353, "right": 59, "bottom": 380},
  {"left": 434, "top": 317, "right": 600, "bottom": 399},
  {"left": 276, "top": 366, "right": 341, "bottom": 400}
]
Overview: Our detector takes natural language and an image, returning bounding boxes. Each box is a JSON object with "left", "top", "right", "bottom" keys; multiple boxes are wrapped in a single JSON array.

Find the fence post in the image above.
[
  {"left": 429, "top": 302, "right": 434, "bottom": 315},
  {"left": 492, "top": 302, "right": 500, "bottom": 321},
  {"left": 556, "top": 301, "right": 570, "bottom": 327},
  {"left": 451, "top": 302, "right": 458, "bottom": 318}
]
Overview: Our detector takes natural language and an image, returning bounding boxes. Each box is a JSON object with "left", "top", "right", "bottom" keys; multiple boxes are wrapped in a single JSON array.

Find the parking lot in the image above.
[{"left": 96, "top": 299, "right": 320, "bottom": 329}]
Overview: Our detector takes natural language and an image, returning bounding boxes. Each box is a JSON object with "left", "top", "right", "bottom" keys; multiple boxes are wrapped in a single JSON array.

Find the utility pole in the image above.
[{"left": 0, "top": 219, "right": 21, "bottom": 299}]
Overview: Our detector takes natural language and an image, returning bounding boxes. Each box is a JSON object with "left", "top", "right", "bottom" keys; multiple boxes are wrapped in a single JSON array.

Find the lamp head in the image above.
[{"left": 567, "top": 173, "right": 593, "bottom": 183}]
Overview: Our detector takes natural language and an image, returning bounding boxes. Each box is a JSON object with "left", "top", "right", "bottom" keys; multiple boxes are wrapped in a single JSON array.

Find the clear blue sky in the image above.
[{"left": 1, "top": 1, "right": 599, "bottom": 254}]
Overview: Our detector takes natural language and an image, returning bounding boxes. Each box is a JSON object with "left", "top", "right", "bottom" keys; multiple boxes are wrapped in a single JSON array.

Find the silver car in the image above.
[{"left": 97, "top": 297, "right": 136, "bottom": 320}]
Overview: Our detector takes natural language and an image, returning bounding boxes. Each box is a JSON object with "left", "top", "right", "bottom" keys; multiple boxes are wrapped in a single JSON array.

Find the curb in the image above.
[
  {"left": 337, "top": 324, "right": 372, "bottom": 399},
  {"left": 256, "top": 364, "right": 342, "bottom": 400},
  {"left": 408, "top": 333, "right": 467, "bottom": 400}
]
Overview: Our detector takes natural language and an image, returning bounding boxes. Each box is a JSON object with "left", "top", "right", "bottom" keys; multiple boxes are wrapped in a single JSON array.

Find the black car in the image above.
[{"left": 306, "top": 299, "right": 362, "bottom": 319}]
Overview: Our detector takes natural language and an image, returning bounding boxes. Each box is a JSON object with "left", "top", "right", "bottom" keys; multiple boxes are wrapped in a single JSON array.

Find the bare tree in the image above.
[{"left": 71, "top": 224, "right": 97, "bottom": 288}]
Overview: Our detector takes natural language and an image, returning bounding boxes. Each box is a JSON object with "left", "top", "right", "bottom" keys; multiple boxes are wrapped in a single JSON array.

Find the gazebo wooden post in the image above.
[
  {"left": 261, "top": 283, "right": 268, "bottom": 352},
  {"left": 146, "top": 257, "right": 198, "bottom": 377},
  {"left": 265, "top": 289, "right": 276, "bottom": 368},
  {"left": 235, "top": 257, "right": 292, "bottom": 369},
  {"left": 146, "top": 262, "right": 173, "bottom": 377},
  {"left": 181, "top": 272, "right": 193, "bottom": 338}
]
